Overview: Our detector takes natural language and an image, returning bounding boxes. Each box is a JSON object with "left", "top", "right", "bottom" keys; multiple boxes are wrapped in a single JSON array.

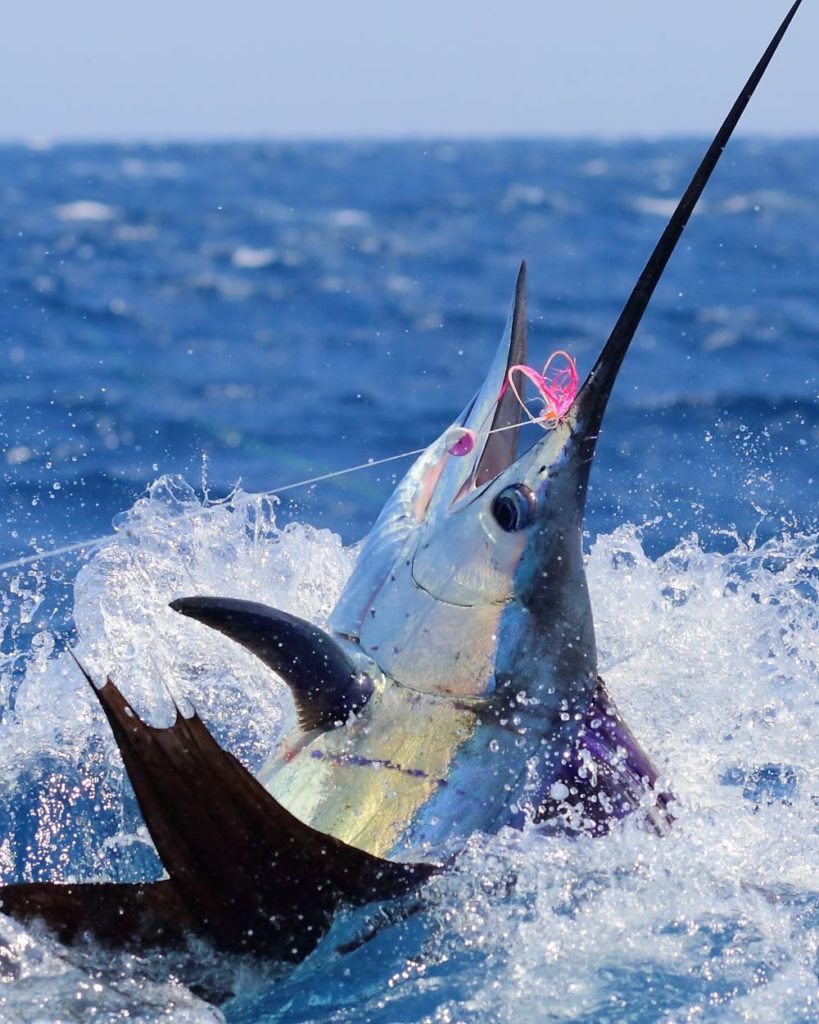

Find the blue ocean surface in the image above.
[{"left": 0, "top": 139, "right": 817, "bottom": 1022}]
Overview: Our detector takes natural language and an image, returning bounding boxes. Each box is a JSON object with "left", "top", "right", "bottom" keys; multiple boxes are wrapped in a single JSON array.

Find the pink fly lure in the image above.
[{"left": 448, "top": 350, "right": 579, "bottom": 457}]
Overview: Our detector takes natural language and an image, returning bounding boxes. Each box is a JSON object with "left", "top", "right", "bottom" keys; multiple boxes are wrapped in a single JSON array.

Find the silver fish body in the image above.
[{"left": 249, "top": 269, "right": 656, "bottom": 859}]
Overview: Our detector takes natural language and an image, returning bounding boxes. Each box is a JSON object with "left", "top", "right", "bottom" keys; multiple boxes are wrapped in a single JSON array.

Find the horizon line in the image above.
[{"left": 2, "top": 130, "right": 819, "bottom": 149}]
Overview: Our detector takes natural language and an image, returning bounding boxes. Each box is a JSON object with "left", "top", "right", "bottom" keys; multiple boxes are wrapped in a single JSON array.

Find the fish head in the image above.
[{"left": 329, "top": 260, "right": 626, "bottom": 703}]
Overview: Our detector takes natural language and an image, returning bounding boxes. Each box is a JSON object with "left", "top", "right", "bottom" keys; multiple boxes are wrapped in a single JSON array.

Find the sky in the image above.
[{"left": 0, "top": 1, "right": 816, "bottom": 142}]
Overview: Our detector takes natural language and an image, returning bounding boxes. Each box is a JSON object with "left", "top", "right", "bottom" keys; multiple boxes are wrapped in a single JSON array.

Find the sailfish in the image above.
[{"left": 0, "top": 1, "right": 803, "bottom": 961}]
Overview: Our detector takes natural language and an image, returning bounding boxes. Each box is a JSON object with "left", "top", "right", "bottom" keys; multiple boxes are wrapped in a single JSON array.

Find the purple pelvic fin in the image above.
[{"left": 534, "top": 678, "right": 673, "bottom": 837}]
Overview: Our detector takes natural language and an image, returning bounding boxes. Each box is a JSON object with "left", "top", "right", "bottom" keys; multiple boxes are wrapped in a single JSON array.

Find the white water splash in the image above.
[
  {"left": 0, "top": 913, "right": 225, "bottom": 1024},
  {"left": 406, "top": 525, "right": 819, "bottom": 1024},
  {"left": 1, "top": 484, "right": 817, "bottom": 1022}
]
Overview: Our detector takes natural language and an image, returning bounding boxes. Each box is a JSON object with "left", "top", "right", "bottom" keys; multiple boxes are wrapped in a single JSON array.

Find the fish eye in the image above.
[{"left": 492, "top": 485, "right": 537, "bottom": 532}]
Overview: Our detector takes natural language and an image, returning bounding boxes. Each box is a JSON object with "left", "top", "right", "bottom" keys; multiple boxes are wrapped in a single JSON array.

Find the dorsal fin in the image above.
[
  {"left": 1, "top": 657, "right": 433, "bottom": 958},
  {"left": 170, "top": 596, "right": 373, "bottom": 731},
  {"left": 0, "top": 879, "right": 193, "bottom": 950},
  {"left": 78, "top": 661, "right": 432, "bottom": 956}
]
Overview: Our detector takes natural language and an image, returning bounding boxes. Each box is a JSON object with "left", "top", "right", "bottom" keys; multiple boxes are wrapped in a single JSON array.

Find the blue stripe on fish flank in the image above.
[{"left": 310, "top": 749, "right": 449, "bottom": 785}]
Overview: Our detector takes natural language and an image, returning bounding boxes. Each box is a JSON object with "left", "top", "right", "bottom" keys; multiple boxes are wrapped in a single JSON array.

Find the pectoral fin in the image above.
[{"left": 170, "top": 596, "right": 373, "bottom": 732}]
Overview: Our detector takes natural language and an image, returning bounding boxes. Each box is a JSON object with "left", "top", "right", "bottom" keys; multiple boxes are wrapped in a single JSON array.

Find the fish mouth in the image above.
[
  {"left": 417, "top": 261, "right": 529, "bottom": 521},
  {"left": 470, "top": 261, "right": 528, "bottom": 490}
]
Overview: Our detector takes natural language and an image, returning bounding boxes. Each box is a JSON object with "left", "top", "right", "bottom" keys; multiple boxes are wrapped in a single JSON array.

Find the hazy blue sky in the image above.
[{"left": 0, "top": 1, "right": 815, "bottom": 141}]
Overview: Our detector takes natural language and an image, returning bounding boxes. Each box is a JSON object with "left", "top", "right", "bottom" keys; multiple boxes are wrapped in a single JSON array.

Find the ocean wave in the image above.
[
  {"left": 1, "top": 136, "right": 818, "bottom": 1022},
  {"left": 0, "top": 482, "right": 816, "bottom": 1020},
  {"left": 54, "top": 200, "right": 119, "bottom": 223}
]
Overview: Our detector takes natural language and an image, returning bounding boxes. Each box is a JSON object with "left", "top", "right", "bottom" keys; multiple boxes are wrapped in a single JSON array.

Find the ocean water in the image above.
[{"left": 0, "top": 138, "right": 817, "bottom": 1023}]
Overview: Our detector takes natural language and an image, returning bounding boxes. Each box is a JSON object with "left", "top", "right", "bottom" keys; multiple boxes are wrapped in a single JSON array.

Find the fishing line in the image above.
[
  {"left": 0, "top": 536, "right": 115, "bottom": 572},
  {"left": 0, "top": 449, "right": 430, "bottom": 573},
  {"left": 0, "top": 353, "right": 578, "bottom": 574}
]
